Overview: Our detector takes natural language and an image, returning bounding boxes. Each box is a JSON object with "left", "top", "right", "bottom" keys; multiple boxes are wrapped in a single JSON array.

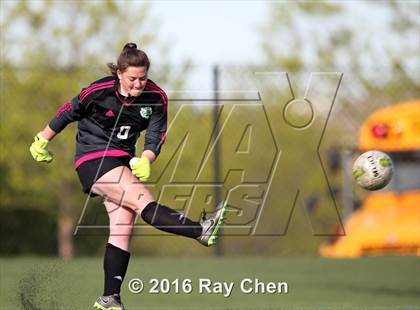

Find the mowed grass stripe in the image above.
[{"left": 0, "top": 256, "right": 418, "bottom": 310}]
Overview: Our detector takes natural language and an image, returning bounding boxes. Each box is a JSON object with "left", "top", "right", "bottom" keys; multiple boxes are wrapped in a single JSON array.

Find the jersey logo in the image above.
[
  {"left": 140, "top": 107, "right": 152, "bottom": 119},
  {"left": 105, "top": 110, "right": 115, "bottom": 117}
]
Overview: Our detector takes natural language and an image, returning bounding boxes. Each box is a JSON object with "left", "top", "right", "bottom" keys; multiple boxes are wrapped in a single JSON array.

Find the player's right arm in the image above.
[
  {"left": 39, "top": 125, "right": 57, "bottom": 140},
  {"left": 30, "top": 93, "right": 90, "bottom": 163},
  {"left": 29, "top": 126, "right": 56, "bottom": 163}
]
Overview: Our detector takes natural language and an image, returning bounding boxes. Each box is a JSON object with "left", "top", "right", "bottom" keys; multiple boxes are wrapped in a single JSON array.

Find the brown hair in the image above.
[{"left": 107, "top": 42, "right": 150, "bottom": 76}]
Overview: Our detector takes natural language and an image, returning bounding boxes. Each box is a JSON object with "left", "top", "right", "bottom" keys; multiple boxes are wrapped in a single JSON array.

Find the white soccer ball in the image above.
[{"left": 352, "top": 150, "right": 393, "bottom": 191}]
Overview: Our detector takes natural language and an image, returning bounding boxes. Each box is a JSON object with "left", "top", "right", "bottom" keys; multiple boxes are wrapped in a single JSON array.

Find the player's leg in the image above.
[
  {"left": 94, "top": 199, "right": 135, "bottom": 310},
  {"left": 105, "top": 198, "right": 137, "bottom": 251},
  {"left": 92, "top": 165, "right": 227, "bottom": 245},
  {"left": 92, "top": 165, "right": 202, "bottom": 238},
  {"left": 104, "top": 199, "right": 135, "bottom": 295},
  {"left": 91, "top": 165, "right": 154, "bottom": 213}
]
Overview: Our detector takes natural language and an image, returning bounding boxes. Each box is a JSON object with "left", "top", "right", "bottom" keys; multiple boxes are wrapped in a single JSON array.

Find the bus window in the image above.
[{"left": 385, "top": 152, "right": 420, "bottom": 192}]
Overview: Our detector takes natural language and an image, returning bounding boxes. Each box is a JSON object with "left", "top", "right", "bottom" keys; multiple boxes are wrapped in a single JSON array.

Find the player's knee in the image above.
[
  {"left": 122, "top": 192, "right": 153, "bottom": 214},
  {"left": 122, "top": 199, "right": 145, "bottom": 214},
  {"left": 109, "top": 224, "right": 133, "bottom": 236}
]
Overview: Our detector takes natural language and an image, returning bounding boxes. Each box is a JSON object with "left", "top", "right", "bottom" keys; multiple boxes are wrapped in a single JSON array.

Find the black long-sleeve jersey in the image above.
[{"left": 49, "top": 76, "right": 168, "bottom": 168}]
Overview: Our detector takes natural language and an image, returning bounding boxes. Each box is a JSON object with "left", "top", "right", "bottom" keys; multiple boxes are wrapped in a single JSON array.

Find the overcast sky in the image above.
[
  {"left": 150, "top": 1, "right": 268, "bottom": 65},
  {"left": 148, "top": 1, "right": 268, "bottom": 88}
]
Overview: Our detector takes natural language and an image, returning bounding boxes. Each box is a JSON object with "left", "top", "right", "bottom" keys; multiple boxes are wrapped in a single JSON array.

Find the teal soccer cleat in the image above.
[
  {"left": 93, "top": 294, "right": 125, "bottom": 310},
  {"left": 197, "top": 201, "right": 228, "bottom": 247}
]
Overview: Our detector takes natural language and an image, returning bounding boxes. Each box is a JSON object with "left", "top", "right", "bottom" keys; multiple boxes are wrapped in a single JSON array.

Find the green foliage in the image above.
[
  {"left": 0, "top": 207, "right": 57, "bottom": 255},
  {"left": 259, "top": 1, "right": 419, "bottom": 103},
  {"left": 298, "top": 2, "right": 341, "bottom": 14}
]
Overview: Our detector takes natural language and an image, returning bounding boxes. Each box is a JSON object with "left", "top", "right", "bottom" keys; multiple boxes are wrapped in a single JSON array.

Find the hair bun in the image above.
[{"left": 124, "top": 42, "right": 137, "bottom": 50}]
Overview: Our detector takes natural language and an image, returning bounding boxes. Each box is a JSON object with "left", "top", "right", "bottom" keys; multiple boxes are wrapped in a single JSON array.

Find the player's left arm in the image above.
[
  {"left": 130, "top": 101, "right": 167, "bottom": 181},
  {"left": 143, "top": 103, "right": 167, "bottom": 161}
]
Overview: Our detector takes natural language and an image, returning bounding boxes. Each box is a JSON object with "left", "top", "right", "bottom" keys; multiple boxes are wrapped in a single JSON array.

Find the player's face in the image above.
[{"left": 117, "top": 66, "right": 148, "bottom": 97}]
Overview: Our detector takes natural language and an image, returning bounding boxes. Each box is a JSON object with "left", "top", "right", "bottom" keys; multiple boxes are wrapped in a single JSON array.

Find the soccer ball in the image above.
[{"left": 352, "top": 150, "right": 393, "bottom": 191}]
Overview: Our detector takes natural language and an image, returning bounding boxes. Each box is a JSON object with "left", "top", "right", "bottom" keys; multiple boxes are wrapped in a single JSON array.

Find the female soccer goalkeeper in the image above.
[{"left": 29, "top": 42, "right": 227, "bottom": 310}]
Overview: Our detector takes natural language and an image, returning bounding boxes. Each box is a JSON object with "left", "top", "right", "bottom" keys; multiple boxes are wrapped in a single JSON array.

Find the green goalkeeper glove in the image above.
[
  {"left": 29, "top": 132, "right": 53, "bottom": 163},
  {"left": 129, "top": 157, "right": 151, "bottom": 182}
]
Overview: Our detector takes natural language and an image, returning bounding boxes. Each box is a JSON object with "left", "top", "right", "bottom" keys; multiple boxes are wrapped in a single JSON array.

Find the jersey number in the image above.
[{"left": 117, "top": 126, "right": 131, "bottom": 139}]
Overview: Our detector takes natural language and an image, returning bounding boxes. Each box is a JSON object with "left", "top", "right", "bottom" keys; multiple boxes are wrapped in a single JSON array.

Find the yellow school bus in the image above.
[{"left": 320, "top": 100, "right": 420, "bottom": 257}]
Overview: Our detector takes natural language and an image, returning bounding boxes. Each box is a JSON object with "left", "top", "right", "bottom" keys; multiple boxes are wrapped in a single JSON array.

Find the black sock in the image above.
[
  {"left": 141, "top": 202, "right": 203, "bottom": 239},
  {"left": 103, "top": 243, "right": 131, "bottom": 296}
]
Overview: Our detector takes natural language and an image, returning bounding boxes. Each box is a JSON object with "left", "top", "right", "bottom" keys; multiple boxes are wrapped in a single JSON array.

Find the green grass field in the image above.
[{"left": 0, "top": 256, "right": 418, "bottom": 310}]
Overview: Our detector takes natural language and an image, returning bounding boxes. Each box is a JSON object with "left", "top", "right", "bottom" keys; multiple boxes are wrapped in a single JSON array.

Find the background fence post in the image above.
[{"left": 212, "top": 65, "right": 223, "bottom": 256}]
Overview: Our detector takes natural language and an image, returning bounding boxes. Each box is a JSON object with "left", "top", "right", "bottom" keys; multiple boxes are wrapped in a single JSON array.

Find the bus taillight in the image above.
[{"left": 371, "top": 123, "right": 389, "bottom": 139}]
